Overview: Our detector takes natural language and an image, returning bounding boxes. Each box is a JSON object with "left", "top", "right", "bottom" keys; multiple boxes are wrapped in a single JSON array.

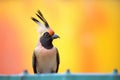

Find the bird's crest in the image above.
[
  {"left": 31, "top": 10, "right": 49, "bottom": 28},
  {"left": 31, "top": 10, "right": 54, "bottom": 36}
]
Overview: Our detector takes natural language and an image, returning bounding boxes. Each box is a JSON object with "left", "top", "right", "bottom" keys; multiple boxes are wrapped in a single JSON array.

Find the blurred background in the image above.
[{"left": 0, "top": 0, "right": 120, "bottom": 74}]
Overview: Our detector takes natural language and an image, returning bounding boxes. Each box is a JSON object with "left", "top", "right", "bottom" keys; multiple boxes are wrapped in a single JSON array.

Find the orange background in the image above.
[{"left": 0, "top": 0, "right": 120, "bottom": 74}]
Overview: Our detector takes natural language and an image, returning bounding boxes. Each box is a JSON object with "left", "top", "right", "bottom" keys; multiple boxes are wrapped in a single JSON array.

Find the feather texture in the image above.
[{"left": 31, "top": 10, "right": 51, "bottom": 36}]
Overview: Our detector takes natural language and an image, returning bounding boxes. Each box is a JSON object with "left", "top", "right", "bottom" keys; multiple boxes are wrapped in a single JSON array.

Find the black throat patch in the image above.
[{"left": 40, "top": 32, "right": 53, "bottom": 49}]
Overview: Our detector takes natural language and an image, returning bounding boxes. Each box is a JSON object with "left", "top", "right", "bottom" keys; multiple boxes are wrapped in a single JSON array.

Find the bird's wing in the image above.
[
  {"left": 55, "top": 48, "right": 60, "bottom": 72},
  {"left": 32, "top": 51, "right": 37, "bottom": 73}
]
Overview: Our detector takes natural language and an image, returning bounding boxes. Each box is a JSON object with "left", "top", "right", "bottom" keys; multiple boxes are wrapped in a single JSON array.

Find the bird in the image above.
[{"left": 31, "top": 10, "right": 60, "bottom": 74}]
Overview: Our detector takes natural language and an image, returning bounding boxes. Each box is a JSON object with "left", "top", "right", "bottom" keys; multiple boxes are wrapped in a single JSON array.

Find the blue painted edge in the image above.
[{"left": 0, "top": 69, "right": 120, "bottom": 80}]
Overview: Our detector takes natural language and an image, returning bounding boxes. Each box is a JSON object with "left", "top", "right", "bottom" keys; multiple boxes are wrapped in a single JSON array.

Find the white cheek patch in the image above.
[{"left": 37, "top": 27, "right": 47, "bottom": 35}]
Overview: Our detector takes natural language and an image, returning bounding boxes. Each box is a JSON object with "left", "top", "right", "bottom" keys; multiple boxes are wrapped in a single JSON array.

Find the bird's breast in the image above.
[{"left": 34, "top": 46, "right": 57, "bottom": 73}]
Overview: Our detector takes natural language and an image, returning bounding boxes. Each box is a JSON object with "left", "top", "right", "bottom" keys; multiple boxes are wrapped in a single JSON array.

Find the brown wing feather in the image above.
[
  {"left": 32, "top": 51, "right": 37, "bottom": 73},
  {"left": 56, "top": 48, "right": 60, "bottom": 72}
]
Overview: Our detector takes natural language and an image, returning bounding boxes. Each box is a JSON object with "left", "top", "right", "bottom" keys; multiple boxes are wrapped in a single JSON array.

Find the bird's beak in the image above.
[{"left": 52, "top": 34, "right": 60, "bottom": 39}]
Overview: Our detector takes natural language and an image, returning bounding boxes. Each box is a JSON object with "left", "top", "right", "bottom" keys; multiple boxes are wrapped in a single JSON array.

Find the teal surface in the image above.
[{"left": 0, "top": 70, "right": 120, "bottom": 80}]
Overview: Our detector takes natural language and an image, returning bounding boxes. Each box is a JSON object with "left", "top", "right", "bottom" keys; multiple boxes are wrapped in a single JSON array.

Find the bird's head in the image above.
[
  {"left": 31, "top": 10, "right": 60, "bottom": 49},
  {"left": 47, "top": 28, "right": 60, "bottom": 39},
  {"left": 31, "top": 10, "right": 60, "bottom": 38},
  {"left": 40, "top": 30, "right": 59, "bottom": 49},
  {"left": 40, "top": 28, "right": 59, "bottom": 42}
]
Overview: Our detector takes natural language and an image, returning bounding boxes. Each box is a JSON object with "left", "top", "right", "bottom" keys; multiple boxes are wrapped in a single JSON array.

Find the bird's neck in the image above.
[
  {"left": 42, "top": 42, "right": 53, "bottom": 49},
  {"left": 40, "top": 39, "right": 53, "bottom": 49}
]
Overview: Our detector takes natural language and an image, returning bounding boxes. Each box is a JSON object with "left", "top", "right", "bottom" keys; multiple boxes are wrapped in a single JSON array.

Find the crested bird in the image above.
[{"left": 31, "top": 10, "right": 60, "bottom": 74}]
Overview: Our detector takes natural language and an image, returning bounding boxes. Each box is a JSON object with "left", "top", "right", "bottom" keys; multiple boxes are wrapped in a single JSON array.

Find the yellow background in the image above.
[{"left": 0, "top": 0, "right": 120, "bottom": 74}]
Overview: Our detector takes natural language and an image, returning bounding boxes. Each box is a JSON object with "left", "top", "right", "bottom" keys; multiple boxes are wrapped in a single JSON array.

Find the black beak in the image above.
[{"left": 52, "top": 34, "right": 60, "bottom": 39}]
